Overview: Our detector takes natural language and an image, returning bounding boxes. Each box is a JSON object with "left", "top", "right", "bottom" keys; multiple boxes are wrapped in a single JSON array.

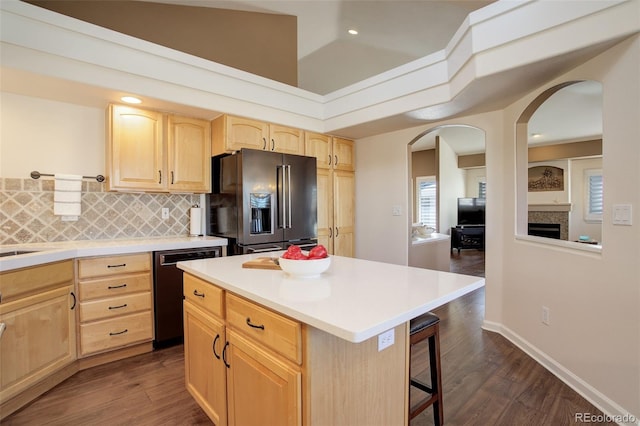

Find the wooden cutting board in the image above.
[{"left": 242, "top": 257, "right": 281, "bottom": 270}]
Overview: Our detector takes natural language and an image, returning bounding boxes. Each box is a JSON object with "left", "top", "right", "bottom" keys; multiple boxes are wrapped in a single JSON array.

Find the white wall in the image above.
[
  {"left": 355, "top": 36, "right": 639, "bottom": 421},
  {"left": 499, "top": 36, "right": 639, "bottom": 421},
  {"left": 0, "top": 92, "right": 105, "bottom": 178},
  {"left": 464, "top": 167, "right": 486, "bottom": 198},
  {"left": 437, "top": 136, "right": 465, "bottom": 233}
]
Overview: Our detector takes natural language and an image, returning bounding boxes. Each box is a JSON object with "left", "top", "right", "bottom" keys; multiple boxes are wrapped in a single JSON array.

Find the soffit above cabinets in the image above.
[{"left": 1, "top": 1, "right": 637, "bottom": 140}]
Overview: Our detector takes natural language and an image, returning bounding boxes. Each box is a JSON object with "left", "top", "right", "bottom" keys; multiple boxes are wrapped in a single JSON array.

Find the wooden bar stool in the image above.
[{"left": 409, "top": 312, "right": 443, "bottom": 425}]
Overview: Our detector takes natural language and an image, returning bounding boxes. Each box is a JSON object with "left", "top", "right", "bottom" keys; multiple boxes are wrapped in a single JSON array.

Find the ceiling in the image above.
[
  {"left": 1, "top": 0, "right": 613, "bottom": 154},
  {"left": 143, "top": 0, "right": 494, "bottom": 94},
  {"left": 134, "top": 0, "right": 603, "bottom": 153},
  {"left": 411, "top": 80, "right": 604, "bottom": 154}
]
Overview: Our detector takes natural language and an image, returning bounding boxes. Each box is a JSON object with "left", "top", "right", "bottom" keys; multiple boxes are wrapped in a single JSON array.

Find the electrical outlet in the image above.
[
  {"left": 378, "top": 329, "right": 395, "bottom": 351},
  {"left": 542, "top": 306, "right": 550, "bottom": 325},
  {"left": 392, "top": 205, "right": 402, "bottom": 216},
  {"left": 161, "top": 207, "right": 170, "bottom": 220}
]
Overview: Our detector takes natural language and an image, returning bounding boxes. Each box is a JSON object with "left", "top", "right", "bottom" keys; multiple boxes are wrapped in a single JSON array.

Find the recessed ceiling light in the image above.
[
  {"left": 348, "top": 29, "right": 358, "bottom": 35},
  {"left": 121, "top": 96, "right": 142, "bottom": 104},
  {"left": 530, "top": 133, "right": 542, "bottom": 138}
]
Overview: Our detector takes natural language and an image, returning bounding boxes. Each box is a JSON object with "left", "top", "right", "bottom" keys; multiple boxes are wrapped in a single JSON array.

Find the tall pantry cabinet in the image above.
[{"left": 305, "top": 133, "right": 355, "bottom": 257}]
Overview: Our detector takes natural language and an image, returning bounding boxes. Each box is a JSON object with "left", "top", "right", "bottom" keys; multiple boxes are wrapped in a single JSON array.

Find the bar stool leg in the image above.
[
  {"left": 429, "top": 328, "right": 443, "bottom": 425},
  {"left": 408, "top": 315, "right": 443, "bottom": 425}
]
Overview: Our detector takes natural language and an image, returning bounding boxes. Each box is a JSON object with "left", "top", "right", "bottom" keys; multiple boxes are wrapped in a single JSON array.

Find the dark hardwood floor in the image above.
[{"left": 6, "top": 250, "right": 612, "bottom": 425}]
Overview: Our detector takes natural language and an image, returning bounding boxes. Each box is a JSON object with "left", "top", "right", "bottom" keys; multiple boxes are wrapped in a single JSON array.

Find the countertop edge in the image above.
[{"left": 0, "top": 236, "right": 228, "bottom": 271}]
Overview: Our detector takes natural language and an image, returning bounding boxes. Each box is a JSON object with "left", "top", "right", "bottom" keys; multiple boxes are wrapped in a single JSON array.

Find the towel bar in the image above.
[{"left": 30, "top": 171, "right": 105, "bottom": 183}]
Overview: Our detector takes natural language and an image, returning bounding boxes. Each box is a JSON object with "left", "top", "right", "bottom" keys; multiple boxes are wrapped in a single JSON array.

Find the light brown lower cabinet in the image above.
[
  {"left": 184, "top": 301, "right": 227, "bottom": 425},
  {"left": 184, "top": 273, "right": 301, "bottom": 426},
  {"left": 76, "top": 253, "right": 153, "bottom": 357},
  {"left": 0, "top": 261, "right": 77, "bottom": 419},
  {"left": 183, "top": 273, "right": 407, "bottom": 426}
]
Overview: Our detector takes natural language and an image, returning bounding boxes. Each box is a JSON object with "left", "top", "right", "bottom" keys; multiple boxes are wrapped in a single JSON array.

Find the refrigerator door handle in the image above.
[
  {"left": 286, "top": 165, "right": 292, "bottom": 229},
  {"left": 278, "top": 165, "right": 287, "bottom": 229}
]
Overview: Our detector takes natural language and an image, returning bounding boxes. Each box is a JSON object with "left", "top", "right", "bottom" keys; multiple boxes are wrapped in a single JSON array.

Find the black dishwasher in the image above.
[{"left": 153, "top": 247, "right": 222, "bottom": 348}]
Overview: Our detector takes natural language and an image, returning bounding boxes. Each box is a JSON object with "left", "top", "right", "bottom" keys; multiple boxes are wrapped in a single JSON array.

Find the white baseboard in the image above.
[{"left": 481, "top": 320, "right": 639, "bottom": 426}]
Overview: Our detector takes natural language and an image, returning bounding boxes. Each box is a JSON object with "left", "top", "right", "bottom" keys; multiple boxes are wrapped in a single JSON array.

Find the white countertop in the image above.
[
  {"left": 177, "top": 253, "right": 484, "bottom": 343},
  {"left": 0, "top": 236, "right": 227, "bottom": 271}
]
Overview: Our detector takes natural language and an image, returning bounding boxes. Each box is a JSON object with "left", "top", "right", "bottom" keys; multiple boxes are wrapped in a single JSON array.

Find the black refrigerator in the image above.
[{"left": 206, "top": 149, "right": 318, "bottom": 255}]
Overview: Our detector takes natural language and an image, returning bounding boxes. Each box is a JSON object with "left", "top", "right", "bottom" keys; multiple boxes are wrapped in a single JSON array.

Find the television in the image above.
[{"left": 457, "top": 197, "right": 485, "bottom": 226}]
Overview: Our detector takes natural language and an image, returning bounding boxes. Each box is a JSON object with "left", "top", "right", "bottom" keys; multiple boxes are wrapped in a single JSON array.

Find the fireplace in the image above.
[
  {"left": 528, "top": 223, "right": 561, "bottom": 239},
  {"left": 528, "top": 204, "right": 570, "bottom": 240}
]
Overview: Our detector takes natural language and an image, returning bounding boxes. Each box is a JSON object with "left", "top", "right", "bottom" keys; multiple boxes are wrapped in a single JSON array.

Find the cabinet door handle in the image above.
[
  {"left": 109, "top": 329, "right": 128, "bottom": 336},
  {"left": 108, "top": 283, "right": 127, "bottom": 289},
  {"left": 171, "top": 171, "right": 174, "bottom": 185},
  {"left": 246, "top": 317, "right": 265, "bottom": 330},
  {"left": 213, "top": 334, "right": 221, "bottom": 359},
  {"left": 193, "top": 290, "right": 205, "bottom": 298},
  {"left": 158, "top": 170, "right": 162, "bottom": 184},
  {"left": 334, "top": 155, "right": 338, "bottom": 166},
  {"left": 271, "top": 138, "right": 275, "bottom": 151},
  {"left": 262, "top": 137, "right": 267, "bottom": 150},
  {"left": 329, "top": 228, "right": 332, "bottom": 238},
  {"left": 107, "top": 263, "right": 126, "bottom": 269},
  {"left": 328, "top": 154, "right": 332, "bottom": 166},
  {"left": 222, "top": 342, "right": 230, "bottom": 368},
  {"left": 70, "top": 291, "right": 76, "bottom": 310},
  {"left": 335, "top": 227, "right": 339, "bottom": 237},
  {"left": 108, "top": 303, "right": 128, "bottom": 310}
]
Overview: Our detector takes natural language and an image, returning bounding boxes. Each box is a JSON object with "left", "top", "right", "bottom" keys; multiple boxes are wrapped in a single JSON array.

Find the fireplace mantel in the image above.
[{"left": 528, "top": 203, "right": 572, "bottom": 212}]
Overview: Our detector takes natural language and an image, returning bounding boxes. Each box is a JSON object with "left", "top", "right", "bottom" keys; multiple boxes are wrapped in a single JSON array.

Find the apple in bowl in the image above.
[{"left": 279, "top": 245, "right": 331, "bottom": 278}]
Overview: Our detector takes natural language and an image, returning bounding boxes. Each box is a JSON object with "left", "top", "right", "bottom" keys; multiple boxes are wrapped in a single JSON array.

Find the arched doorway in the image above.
[{"left": 408, "top": 124, "right": 486, "bottom": 275}]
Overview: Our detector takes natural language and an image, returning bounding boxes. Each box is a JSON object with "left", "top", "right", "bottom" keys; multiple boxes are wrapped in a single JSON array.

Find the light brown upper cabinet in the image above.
[
  {"left": 167, "top": 115, "right": 211, "bottom": 193},
  {"left": 305, "top": 133, "right": 355, "bottom": 171},
  {"left": 107, "top": 105, "right": 211, "bottom": 193},
  {"left": 211, "top": 115, "right": 304, "bottom": 156},
  {"left": 305, "top": 132, "right": 355, "bottom": 257}
]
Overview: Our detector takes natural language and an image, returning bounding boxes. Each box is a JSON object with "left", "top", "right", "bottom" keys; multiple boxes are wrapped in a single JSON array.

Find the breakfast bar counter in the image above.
[
  {"left": 177, "top": 253, "right": 484, "bottom": 426},
  {"left": 177, "top": 253, "right": 483, "bottom": 343}
]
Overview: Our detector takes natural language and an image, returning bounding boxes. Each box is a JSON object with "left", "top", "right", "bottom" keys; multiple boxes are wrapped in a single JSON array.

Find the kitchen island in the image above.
[{"left": 177, "top": 253, "right": 484, "bottom": 425}]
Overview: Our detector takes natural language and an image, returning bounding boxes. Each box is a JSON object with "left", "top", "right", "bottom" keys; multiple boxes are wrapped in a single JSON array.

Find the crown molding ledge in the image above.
[{"left": 1, "top": 0, "right": 638, "bottom": 138}]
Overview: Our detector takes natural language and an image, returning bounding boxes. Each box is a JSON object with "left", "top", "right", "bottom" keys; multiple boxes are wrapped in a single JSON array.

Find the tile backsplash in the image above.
[{"left": 0, "top": 177, "right": 200, "bottom": 245}]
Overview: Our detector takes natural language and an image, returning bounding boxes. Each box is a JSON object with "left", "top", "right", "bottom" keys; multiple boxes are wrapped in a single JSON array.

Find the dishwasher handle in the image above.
[{"left": 159, "top": 249, "right": 221, "bottom": 266}]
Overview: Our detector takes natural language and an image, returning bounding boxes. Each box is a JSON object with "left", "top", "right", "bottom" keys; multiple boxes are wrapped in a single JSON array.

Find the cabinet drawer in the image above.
[
  {"left": 79, "top": 311, "right": 152, "bottom": 356},
  {"left": 183, "top": 273, "right": 224, "bottom": 319},
  {"left": 78, "top": 253, "right": 150, "bottom": 279},
  {"left": 0, "top": 260, "right": 73, "bottom": 303},
  {"left": 79, "top": 292, "right": 152, "bottom": 322},
  {"left": 226, "top": 293, "right": 302, "bottom": 364},
  {"left": 78, "top": 272, "right": 151, "bottom": 301}
]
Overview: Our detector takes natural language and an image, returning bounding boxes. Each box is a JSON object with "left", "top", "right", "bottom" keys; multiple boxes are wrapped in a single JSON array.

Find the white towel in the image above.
[{"left": 54, "top": 174, "right": 82, "bottom": 217}]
